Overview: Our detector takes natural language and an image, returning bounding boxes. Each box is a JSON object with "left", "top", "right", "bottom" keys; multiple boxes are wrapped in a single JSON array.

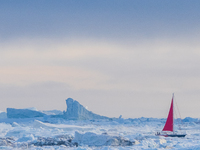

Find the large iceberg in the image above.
[
  {"left": 7, "top": 108, "right": 46, "bottom": 118},
  {"left": 63, "top": 98, "right": 109, "bottom": 120},
  {"left": 6, "top": 98, "right": 109, "bottom": 120}
]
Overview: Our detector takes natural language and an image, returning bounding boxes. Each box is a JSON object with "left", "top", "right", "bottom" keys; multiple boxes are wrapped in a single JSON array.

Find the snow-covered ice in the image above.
[
  {"left": 0, "top": 98, "right": 200, "bottom": 149},
  {"left": 0, "top": 117, "right": 199, "bottom": 149}
]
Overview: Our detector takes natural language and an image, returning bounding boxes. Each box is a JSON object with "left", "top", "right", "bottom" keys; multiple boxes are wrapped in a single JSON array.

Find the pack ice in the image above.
[{"left": 0, "top": 98, "right": 200, "bottom": 149}]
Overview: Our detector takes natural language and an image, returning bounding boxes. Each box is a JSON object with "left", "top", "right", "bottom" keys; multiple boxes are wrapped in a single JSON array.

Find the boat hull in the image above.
[
  {"left": 166, "top": 134, "right": 186, "bottom": 137},
  {"left": 156, "top": 134, "right": 186, "bottom": 137}
]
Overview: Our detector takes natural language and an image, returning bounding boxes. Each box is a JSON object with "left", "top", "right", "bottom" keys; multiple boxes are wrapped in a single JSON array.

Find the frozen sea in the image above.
[{"left": 0, "top": 117, "right": 199, "bottom": 149}]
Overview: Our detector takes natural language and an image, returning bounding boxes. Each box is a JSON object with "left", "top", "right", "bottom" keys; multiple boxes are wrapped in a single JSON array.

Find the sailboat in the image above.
[{"left": 156, "top": 94, "right": 186, "bottom": 137}]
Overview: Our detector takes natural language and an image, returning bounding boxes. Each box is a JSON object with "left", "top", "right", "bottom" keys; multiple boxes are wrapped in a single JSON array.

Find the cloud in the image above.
[
  {"left": 1, "top": 1, "right": 200, "bottom": 118},
  {"left": 0, "top": 38, "right": 120, "bottom": 90},
  {"left": 1, "top": 37, "right": 200, "bottom": 92},
  {"left": 0, "top": 37, "right": 200, "bottom": 117}
]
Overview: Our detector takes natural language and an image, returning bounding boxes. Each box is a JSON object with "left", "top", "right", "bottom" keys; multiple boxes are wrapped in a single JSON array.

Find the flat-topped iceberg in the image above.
[
  {"left": 7, "top": 108, "right": 46, "bottom": 118},
  {"left": 63, "top": 98, "right": 109, "bottom": 120},
  {"left": 0, "top": 111, "right": 7, "bottom": 119}
]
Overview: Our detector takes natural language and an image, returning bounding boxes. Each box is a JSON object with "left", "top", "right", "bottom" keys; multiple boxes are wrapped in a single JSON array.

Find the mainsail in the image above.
[
  {"left": 162, "top": 97, "right": 173, "bottom": 132},
  {"left": 156, "top": 94, "right": 186, "bottom": 137}
]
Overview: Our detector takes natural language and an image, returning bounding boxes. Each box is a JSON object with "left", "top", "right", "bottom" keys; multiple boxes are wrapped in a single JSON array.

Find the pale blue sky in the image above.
[{"left": 0, "top": 1, "right": 200, "bottom": 118}]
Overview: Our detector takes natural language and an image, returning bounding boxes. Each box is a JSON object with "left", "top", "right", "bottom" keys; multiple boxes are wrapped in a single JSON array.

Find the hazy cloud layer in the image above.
[
  {"left": 1, "top": 1, "right": 200, "bottom": 118},
  {"left": 1, "top": 37, "right": 200, "bottom": 118}
]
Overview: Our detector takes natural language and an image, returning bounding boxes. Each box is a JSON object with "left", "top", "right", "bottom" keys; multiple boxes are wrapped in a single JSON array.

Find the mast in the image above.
[
  {"left": 172, "top": 93, "right": 174, "bottom": 134},
  {"left": 159, "top": 94, "right": 186, "bottom": 137}
]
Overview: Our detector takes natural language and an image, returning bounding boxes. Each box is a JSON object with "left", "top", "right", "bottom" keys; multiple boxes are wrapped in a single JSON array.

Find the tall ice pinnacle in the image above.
[{"left": 63, "top": 98, "right": 109, "bottom": 120}]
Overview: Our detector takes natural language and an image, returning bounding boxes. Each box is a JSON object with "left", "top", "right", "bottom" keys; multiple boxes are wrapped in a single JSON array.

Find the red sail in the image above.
[{"left": 162, "top": 98, "right": 173, "bottom": 132}]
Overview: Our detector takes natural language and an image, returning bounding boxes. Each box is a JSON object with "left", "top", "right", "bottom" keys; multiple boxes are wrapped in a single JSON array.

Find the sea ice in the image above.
[
  {"left": 73, "top": 131, "right": 134, "bottom": 147},
  {"left": 0, "top": 117, "right": 199, "bottom": 149},
  {"left": 1, "top": 98, "right": 200, "bottom": 149}
]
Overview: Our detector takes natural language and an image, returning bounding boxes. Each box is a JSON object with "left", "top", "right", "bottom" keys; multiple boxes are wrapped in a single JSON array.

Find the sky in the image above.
[{"left": 0, "top": 0, "right": 200, "bottom": 118}]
